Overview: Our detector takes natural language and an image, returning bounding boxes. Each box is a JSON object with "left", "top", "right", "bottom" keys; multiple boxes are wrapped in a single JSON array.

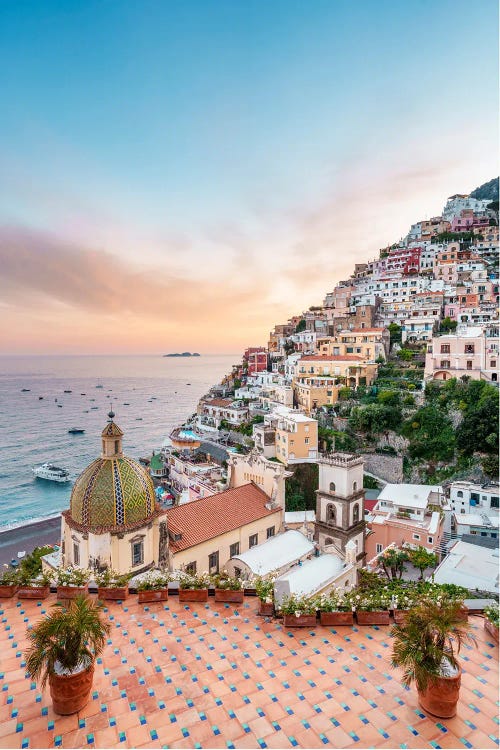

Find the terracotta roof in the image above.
[
  {"left": 205, "top": 398, "right": 233, "bottom": 408},
  {"left": 300, "top": 355, "right": 363, "bottom": 362},
  {"left": 101, "top": 420, "right": 124, "bottom": 437},
  {"left": 166, "top": 483, "right": 277, "bottom": 551},
  {"left": 348, "top": 327, "right": 386, "bottom": 333}
]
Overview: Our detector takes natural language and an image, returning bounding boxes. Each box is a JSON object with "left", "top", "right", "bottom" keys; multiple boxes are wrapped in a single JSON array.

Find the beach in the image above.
[{"left": 0, "top": 516, "right": 61, "bottom": 566}]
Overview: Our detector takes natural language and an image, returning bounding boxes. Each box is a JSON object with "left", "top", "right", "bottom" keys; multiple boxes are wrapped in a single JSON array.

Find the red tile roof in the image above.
[
  {"left": 300, "top": 355, "right": 363, "bottom": 361},
  {"left": 205, "top": 398, "right": 233, "bottom": 407},
  {"left": 166, "top": 483, "right": 277, "bottom": 551}
]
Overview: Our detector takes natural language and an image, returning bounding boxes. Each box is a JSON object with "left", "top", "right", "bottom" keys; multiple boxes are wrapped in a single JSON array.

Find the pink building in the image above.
[
  {"left": 244, "top": 347, "right": 268, "bottom": 375},
  {"left": 424, "top": 325, "right": 499, "bottom": 383}
]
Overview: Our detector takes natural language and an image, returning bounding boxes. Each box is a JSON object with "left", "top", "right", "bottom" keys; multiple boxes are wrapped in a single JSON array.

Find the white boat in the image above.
[{"left": 32, "top": 463, "right": 70, "bottom": 483}]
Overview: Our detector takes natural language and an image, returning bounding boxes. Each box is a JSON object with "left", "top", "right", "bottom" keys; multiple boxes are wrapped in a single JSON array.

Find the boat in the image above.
[
  {"left": 91, "top": 406, "right": 99, "bottom": 410},
  {"left": 57, "top": 404, "right": 63, "bottom": 408},
  {"left": 123, "top": 402, "right": 130, "bottom": 405},
  {"left": 68, "top": 428, "right": 85, "bottom": 434},
  {"left": 135, "top": 417, "right": 143, "bottom": 421},
  {"left": 90, "top": 398, "right": 95, "bottom": 402},
  {"left": 95, "top": 384, "right": 103, "bottom": 389},
  {"left": 21, "top": 388, "right": 30, "bottom": 392},
  {"left": 39, "top": 396, "right": 43, "bottom": 400},
  {"left": 32, "top": 463, "right": 70, "bottom": 483},
  {"left": 64, "top": 389, "right": 72, "bottom": 393}
]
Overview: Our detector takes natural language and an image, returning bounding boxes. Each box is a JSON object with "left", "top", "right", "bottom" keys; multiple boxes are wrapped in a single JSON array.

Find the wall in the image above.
[{"left": 361, "top": 454, "right": 403, "bottom": 484}]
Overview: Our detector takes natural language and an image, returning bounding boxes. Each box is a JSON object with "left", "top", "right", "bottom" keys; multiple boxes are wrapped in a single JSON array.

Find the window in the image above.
[
  {"left": 208, "top": 551, "right": 219, "bottom": 572},
  {"left": 491, "top": 360, "right": 497, "bottom": 368},
  {"left": 457, "top": 491, "right": 463, "bottom": 498},
  {"left": 412, "top": 534, "right": 420, "bottom": 541},
  {"left": 428, "top": 537, "right": 433, "bottom": 544},
  {"left": 266, "top": 526, "right": 275, "bottom": 539},
  {"left": 115, "top": 440, "right": 119, "bottom": 454},
  {"left": 353, "top": 481, "right": 358, "bottom": 492},
  {"left": 230, "top": 542, "right": 240, "bottom": 557},
  {"left": 466, "top": 360, "right": 473, "bottom": 370},
  {"left": 304, "top": 437, "right": 309, "bottom": 445},
  {"left": 440, "top": 360, "right": 450, "bottom": 369},
  {"left": 132, "top": 539, "right": 144, "bottom": 567},
  {"left": 326, "top": 504, "right": 336, "bottom": 523},
  {"left": 491, "top": 496, "right": 499, "bottom": 509},
  {"left": 73, "top": 542, "right": 80, "bottom": 566},
  {"left": 329, "top": 482, "right": 336, "bottom": 493},
  {"left": 440, "top": 344, "right": 450, "bottom": 354},
  {"left": 249, "top": 534, "right": 258, "bottom": 548},
  {"left": 353, "top": 504, "right": 360, "bottom": 523},
  {"left": 464, "top": 344, "right": 475, "bottom": 354},
  {"left": 233, "top": 567, "right": 242, "bottom": 577},
  {"left": 185, "top": 561, "right": 197, "bottom": 575},
  {"left": 376, "top": 543, "right": 383, "bottom": 554}
]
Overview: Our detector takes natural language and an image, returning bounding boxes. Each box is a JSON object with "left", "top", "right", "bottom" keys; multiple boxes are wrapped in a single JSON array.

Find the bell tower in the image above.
[
  {"left": 314, "top": 452, "right": 365, "bottom": 561},
  {"left": 101, "top": 410, "right": 124, "bottom": 459}
]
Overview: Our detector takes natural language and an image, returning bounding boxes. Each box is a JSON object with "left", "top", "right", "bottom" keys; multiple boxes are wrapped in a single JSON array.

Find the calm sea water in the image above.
[{"left": 0, "top": 354, "right": 236, "bottom": 529}]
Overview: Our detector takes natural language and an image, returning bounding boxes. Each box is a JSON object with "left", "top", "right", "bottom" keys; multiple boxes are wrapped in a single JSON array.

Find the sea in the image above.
[{"left": 0, "top": 354, "right": 236, "bottom": 530}]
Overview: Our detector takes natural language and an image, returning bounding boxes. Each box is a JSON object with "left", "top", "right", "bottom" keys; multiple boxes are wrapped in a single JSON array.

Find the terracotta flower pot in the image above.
[
  {"left": 0, "top": 584, "right": 18, "bottom": 598},
  {"left": 356, "top": 610, "right": 390, "bottom": 625},
  {"left": 484, "top": 618, "right": 499, "bottom": 643},
  {"left": 320, "top": 611, "right": 354, "bottom": 626},
  {"left": 214, "top": 589, "right": 244, "bottom": 603},
  {"left": 49, "top": 664, "right": 94, "bottom": 715},
  {"left": 18, "top": 585, "right": 50, "bottom": 600},
  {"left": 258, "top": 601, "right": 274, "bottom": 616},
  {"left": 138, "top": 589, "right": 169, "bottom": 603},
  {"left": 392, "top": 609, "right": 409, "bottom": 624},
  {"left": 457, "top": 606, "right": 468, "bottom": 622},
  {"left": 283, "top": 614, "right": 317, "bottom": 628},
  {"left": 57, "top": 584, "right": 89, "bottom": 600},
  {"left": 97, "top": 586, "right": 129, "bottom": 601},
  {"left": 418, "top": 670, "right": 461, "bottom": 718},
  {"left": 179, "top": 588, "right": 209, "bottom": 602}
]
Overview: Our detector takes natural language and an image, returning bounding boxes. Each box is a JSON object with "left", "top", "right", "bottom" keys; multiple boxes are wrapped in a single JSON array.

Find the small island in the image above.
[{"left": 163, "top": 352, "right": 201, "bottom": 357}]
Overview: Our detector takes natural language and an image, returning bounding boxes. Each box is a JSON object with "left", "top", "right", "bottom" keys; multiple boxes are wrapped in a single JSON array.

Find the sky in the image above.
[{"left": 0, "top": 0, "right": 498, "bottom": 355}]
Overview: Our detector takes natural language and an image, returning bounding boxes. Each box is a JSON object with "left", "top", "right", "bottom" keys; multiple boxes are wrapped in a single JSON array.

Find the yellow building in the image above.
[
  {"left": 316, "top": 328, "right": 389, "bottom": 361},
  {"left": 297, "top": 355, "right": 378, "bottom": 388},
  {"left": 294, "top": 376, "right": 342, "bottom": 415},
  {"left": 264, "top": 405, "right": 318, "bottom": 464},
  {"left": 59, "top": 412, "right": 168, "bottom": 575}
]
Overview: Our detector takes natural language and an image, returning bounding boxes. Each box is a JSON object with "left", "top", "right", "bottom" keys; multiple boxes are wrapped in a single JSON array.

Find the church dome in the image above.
[{"left": 69, "top": 414, "right": 156, "bottom": 531}]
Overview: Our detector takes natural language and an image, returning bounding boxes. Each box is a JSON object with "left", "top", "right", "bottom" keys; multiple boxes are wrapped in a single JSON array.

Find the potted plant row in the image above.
[
  {"left": 25, "top": 595, "right": 110, "bottom": 716},
  {"left": 18, "top": 570, "right": 52, "bottom": 600},
  {"left": 55, "top": 567, "right": 90, "bottom": 600},
  {"left": 483, "top": 603, "right": 499, "bottom": 643},
  {"left": 95, "top": 570, "right": 130, "bottom": 600},
  {"left": 391, "top": 594, "right": 476, "bottom": 718},
  {"left": 211, "top": 571, "right": 245, "bottom": 603},
  {"left": 136, "top": 571, "right": 171, "bottom": 602},
  {"left": 0, "top": 567, "right": 20, "bottom": 597},
  {"left": 280, "top": 593, "right": 317, "bottom": 628},
  {"left": 254, "top": 573, "right": 277, "bottom": 616},
  {"left": 351, "top": 589, "right": 391, "bottom": 625},
  {"left": 178, "top": 571, "right": 210, "bottom": 602},
  {"left": 317, "top": 590, "right": 354, "bottom": 626}
]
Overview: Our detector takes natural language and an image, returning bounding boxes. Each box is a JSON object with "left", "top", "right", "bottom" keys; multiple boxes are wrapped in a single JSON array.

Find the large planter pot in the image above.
[
  {"left": 283, "top": 614, "right": 317, "bottom": 628},
  {"left": 57, "top": 584, "right": 89, "bottom": 600},
  {"left": 179, "top": 588, "right": 209, "bottom": 602},
  {"left": 97, "top": 586, "right": 129, "bottom": 601},
  {"left": 320, "top": 611, "right": 354, "bottom": 626},
  {"left": 0, "top": 584, "right": 18, "bottom": 598},
  {"left": 49, "top": 664, "right": 94, "bottom": 715},
  {"left": 393, "top": 609, "right": 409, "bottom": 624},
  {"left": 356, "top": 610, "right": 390, "bottom": 625},
  {"left": 18, "top": 585, "right": 50, "bottom": 600},
  {"left": 418, "top": 670, "right": 461, "bottom": 719},
  {"left": 258, "top": 601, "right": 274, "bottom": 617},
  {"left": 214, "top": 589, "right": 244, "bottom": 603},
  {"left": 484, "top": 618, "right": 499, "bottom": 643},
  {"left": 457, "top": 606, "right": 468, "bottom": 622},
  {"left": 138, "top": 589, "right": 169, "bottom": 603}
]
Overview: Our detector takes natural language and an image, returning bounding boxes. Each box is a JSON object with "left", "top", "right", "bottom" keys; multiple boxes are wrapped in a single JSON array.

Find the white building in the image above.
[
  {"left": 432, "top": 540, "right": 499, "bottom": 594},
  {"left": 225, "top": 529, "right": 314, "bottom": 579},
  {"left": 448, "top": 481, "right": 499, "bottom": 515}
]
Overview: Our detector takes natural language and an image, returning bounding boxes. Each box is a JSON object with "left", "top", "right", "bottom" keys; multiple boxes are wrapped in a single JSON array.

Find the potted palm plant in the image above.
[
  {"left": 95, "top": 569, "right": 130, "bottom": 600},
  {"left": 483, "top": 603, "right": 499, "bottom": 643},
  {"left": 25, "top": 595, "right": 110, "bottom": 715},
  {"left": 254, "top": 574, "right": 276, "bottom": 616},
  {"left": 17, "top": 570, "right": 52, "bottom": 600},
  {"left": 55, "top": 567, "right": 90, "bottom": 600},
  {"left": 317, "top": 590, "right": 354, "bottom": 626},
  {"left": 280, "top": 593, "right": 318, "bottom": 628},
  {"left": 0, "top": 567, "right": 19, "bottom": 598},
  {"left": 178, "top": 571, "right": 210, "bottom": 602},
  {"left": 136, "top": 571, "right": 171, "bottom": 603},
  {"left": 391, "top": 595, "right": 476, "bottom": 718},
  {"left": 352, "top": 588, "right": 391, "bottom": 625},
  {"left": 211, "top": 571, "right": 244, "bottom": 603}
]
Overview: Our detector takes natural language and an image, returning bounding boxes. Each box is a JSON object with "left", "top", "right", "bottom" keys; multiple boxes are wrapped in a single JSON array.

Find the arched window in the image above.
[
  {"left": 326, "top": 504, "right": 336, "bottom": 523},
  {"left": 329, "top": 482, "right": 336, "bottom": 493},
  {"left": 353, "top": 481, "right": 358, "bottom": 492},
  {"left": 353, "top": 504, "right": 360, "bottom": 523},
  {"left": 457, "top": 491, "right": 463, "bottom": 498},
  {"left": 325, "top": 537, "right": 334, "bottom": 546}
]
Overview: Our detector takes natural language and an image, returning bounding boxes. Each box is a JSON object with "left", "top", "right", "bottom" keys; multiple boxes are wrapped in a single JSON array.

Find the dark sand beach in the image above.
[{"left": 0, "top": 516, "right": 61, "bottom": 566}]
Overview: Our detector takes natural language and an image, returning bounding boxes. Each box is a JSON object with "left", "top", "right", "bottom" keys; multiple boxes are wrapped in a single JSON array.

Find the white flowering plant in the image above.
[
  {"left": 136, "top": 571, "right": 171, "bottom": 591},
  {"left": 210, "top": 571, "right": 243, "bottom": 590},
  {"left": 177, "top": 571, "right": 210, "bottom": 590},
  {"left": 254, "top": 572, "right": 278, "bottom": 602},
  {"left": 316, "top": 590, "right": 351, "bottom": 612},
  {"left": 484, "top": 603, "right": 499, "bottom": 627},
  {"left": 280, "top": 593, "right": 318, "bottom": 616},
  {"left": 347, "top": 587, "right": 392, "bottom": 611},
  {"left": 55, "top": 568, "right": 91, "bottom": 587}
]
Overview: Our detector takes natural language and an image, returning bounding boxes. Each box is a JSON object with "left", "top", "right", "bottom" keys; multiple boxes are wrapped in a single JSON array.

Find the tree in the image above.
[
  {"left": 440, "top": 317, "right": 457, "bottom": 333},
  {"left": 409, "top": 546, "right": 438, "bottom": 580},
  {"left": 388, "top": 323, "right": 402, "bottom": 347},
  {"left": 398, "top": 348, "right": 414, "bottom": 362},
  {"left": 349, "top": 403, "right": 402, "bottom": 433},
  {"left": 482, "top": 453, "right": 499, "bottom": 479},
  {"left": 402, "top": 405, "right": 455, "bottom": 463},
  {"left": 377, "top": 548, "right": 409, "bottom": 580},
  {"left": 456, "top": 384, "right": 499, "bottom": 455},
  {"left": 295, "top": 319, "right": 306, "bottom": 333},
  {"left": 285, "top": 488, "right": 306, "bottom": 512}
]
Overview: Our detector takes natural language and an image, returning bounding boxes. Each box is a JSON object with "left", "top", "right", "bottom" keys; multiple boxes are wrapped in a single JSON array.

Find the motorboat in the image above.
[
  {"left": 21, "top": 388, "right": 30, "bottom": 392},
  {"left": 64, "top": 389, "right": 72, "bottom": 393},
  {"left": 68, "top": 428, "right": 85, "bottom": 434},
  {"left": 32, "top": 463, "right": 70, "bottom": 483},
  {"left": 39, "top": 396, "right": 43, "bottom": 400},
  {"left": 95, "top": 384, "right": 103, "bottom": 389}
]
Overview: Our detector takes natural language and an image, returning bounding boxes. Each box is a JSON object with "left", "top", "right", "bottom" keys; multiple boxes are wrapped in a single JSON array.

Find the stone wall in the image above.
[{"left": 361, "top": 453, "right": 404, "bottom": 484}]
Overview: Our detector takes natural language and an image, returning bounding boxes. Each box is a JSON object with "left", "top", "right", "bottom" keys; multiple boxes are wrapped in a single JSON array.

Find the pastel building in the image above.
[
  {"left": 263, "top": 405, "right": 318, "bottom": 464},
  {"left": 424, "top": 325, "right": 499, "bottom": 382}
]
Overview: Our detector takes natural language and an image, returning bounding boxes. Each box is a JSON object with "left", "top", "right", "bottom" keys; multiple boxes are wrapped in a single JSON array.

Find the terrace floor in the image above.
[{"left": 0, "top": 595, "right": 498, "bottom": 749}]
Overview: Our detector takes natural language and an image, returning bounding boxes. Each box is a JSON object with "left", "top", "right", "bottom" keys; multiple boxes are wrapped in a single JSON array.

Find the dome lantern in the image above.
[{"left": 101, "top": 412, "right": 124, "bottom": 459}]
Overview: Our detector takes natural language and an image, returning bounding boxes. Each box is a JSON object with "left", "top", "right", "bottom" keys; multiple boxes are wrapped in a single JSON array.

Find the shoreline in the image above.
[{"left": 0, "top": 515, "right": 61, "bottom": 566}]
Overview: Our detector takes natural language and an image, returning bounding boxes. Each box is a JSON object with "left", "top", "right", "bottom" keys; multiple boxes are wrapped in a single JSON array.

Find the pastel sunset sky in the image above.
[{"left": 0, "top": 0, "right": 498, "bottom": 355}]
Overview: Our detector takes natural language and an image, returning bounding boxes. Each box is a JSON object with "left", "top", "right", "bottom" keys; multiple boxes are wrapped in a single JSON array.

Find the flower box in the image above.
[
  {"left": 179, "top": 588, "right": 209, "bottom": 602},
  {"left": 258, "top": 601, "right": 274, "bottom": 617},
  {"left": 138, "top": 589, "right": 169, "bottom": 603},
  {"left": 18, "top": 585, "right": 50, "bottom": 600},
  {"left": 392, "top": 609, "right": 409, "bottom": 624},
  {"left": 320, "top": 611, "right": 354, "bottom": 626},
  {"left": 283, "top": 614, "right": 317, "bottom": 628},
  {"left": 214, "top": 589, "right": 244, "bottom": 603},
  {"left": 356, "top": 610, "right": 390, "bottom": 625},
  {"left": 0, "top": 584, "right": 18, "bottom": 598},
  {"left": 97, "top": 586, "right": 129, "bottom": 601},
  {"left": 57, "top": 584, "right": 89, "bottom": 600},
  {"left": 484, "top": 617, "right": 499, "bottom": 643}
]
